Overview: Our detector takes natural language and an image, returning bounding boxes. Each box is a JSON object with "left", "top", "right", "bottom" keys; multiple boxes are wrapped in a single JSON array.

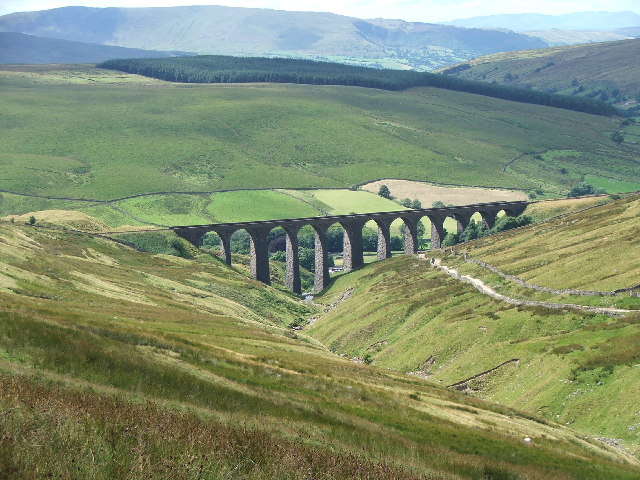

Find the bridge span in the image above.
[{"left": 172, "top": 200, "right": 528, "bottom": 293}]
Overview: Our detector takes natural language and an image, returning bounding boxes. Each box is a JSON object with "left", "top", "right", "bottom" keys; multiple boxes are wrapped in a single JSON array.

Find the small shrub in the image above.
[
  {"left": 610, "top": 131, "right": 624, "bottom": 145},
  {"left": 551, "top": 344, "right": 584, "bottom": 355},
  {"left": 28, "top": 215, "right": 36, "bottom": 225},
  {"left": 378, "top": 184, "right": 391, "bottom": 199},
  {"left": 567, "top": 183, "right": 599, "bottom": 198}
]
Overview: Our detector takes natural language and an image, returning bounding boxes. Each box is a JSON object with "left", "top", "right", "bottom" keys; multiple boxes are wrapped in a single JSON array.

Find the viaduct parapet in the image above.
[{"left": 172, "top": 201, "right": 528, "bottom": 293}]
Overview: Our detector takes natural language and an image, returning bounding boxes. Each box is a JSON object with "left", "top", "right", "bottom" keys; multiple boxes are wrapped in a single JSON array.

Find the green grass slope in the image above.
[
  {"left": 308, "top": 196, "right": 640, "bottom": 452},
  {"left": 454, "top": 194, "right": 640, "bottom": 291},
  {"left": 440, "top": 39, "right": 640, "bottom": 104},
  {"left": 1, "top": 223, "right": 638, "bottom": 478},
  {"left": 1, "top": 65, "right": 638, "bottom": 208}
]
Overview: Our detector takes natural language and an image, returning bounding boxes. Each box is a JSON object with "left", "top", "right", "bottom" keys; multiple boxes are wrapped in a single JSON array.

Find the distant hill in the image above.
[
  {"left": 0, "top": 32, "right": 187, "bottom": 64},
  {"left": 444, "top": 11, "right": 640, "bottom": 46},
  {"left": 0, "top": 5, "right": 546, "bottom": 70},
  {"left": 444, "top": 11, "right": 640, "bottom": 32},
  {"left": 523, "top": 29, "right": 633, "bottom": 46},
  {"left": 439, "top": 39, "right": 640, "bottom": 111}
]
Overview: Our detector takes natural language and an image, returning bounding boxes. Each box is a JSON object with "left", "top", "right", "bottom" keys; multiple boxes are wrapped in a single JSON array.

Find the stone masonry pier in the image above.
[{"left": 172, "top": 201, "right": 527, "bottom": 293}]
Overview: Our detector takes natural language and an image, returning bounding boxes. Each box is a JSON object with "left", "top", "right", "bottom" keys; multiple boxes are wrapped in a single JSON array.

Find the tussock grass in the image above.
[
  {"left": 0, "top": 65, "right": 637, "bottom": 207},
  {"left": 310, "top": 208, "right": 640, "bottom": 450},
  {"left": 0, "top": 223, "right": 638, "bottom": 477},
  {"left": 460, "top": 195, "right": 640, "bottom": 291}
]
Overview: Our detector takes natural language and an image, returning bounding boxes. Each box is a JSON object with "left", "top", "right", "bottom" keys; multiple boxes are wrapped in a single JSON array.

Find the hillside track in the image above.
[{"left": 428, "top": 257, "right": 632, "bottom": 317}]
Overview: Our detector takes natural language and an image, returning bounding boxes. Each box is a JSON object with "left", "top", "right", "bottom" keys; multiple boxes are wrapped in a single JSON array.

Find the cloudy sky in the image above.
[{"left": 1, "top": 0, "right": 639, "bottom": 22}]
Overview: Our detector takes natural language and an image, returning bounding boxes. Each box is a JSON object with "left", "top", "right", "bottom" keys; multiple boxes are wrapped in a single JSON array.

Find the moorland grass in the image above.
[
  {"left": 461, "top": 195, "right": 640, "bottom": 291},
  {"left": 1, "top": 65, "right": 637, "bottom": 203},
  {"left": 309, "top": 254, "right": 640, "bottom": 451},
  {"left": 0, "top": 223, "right": 638, "bottom": 478}
]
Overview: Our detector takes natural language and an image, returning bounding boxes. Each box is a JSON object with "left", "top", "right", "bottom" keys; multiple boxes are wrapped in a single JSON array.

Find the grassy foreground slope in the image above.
[
  {"left": 308, "top": 196, "right": 640, "bottom": 451},
  {"left": 454, "top": 195, "right": 640, "bottom": 291},
  {"left": 1, "top": 224, "right": 638, "bottom": 478},
  {"left": 1, "top": 65, "right": 638, "bottom": 205}
]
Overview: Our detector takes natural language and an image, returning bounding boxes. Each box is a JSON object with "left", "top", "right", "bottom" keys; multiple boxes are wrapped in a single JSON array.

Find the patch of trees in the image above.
[
  {"left": 566, "top": 183, "right": 606, "bottom": 198},
  {"left": 377, "top": 184, "right": 391, "bottom": 199},
  {"left": 442, "top": 214, "right": 533, "bottom": 247},
  {"left": 97, "top": 56, "right": 618, "bottom": 116}
]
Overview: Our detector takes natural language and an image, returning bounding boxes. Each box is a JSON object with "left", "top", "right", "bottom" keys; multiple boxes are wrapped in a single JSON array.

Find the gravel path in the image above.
[{"left": 429, "top": 258, "right": 632, "bottom": 317}]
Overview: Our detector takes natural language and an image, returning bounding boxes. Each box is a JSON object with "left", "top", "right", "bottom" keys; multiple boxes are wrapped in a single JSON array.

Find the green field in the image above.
[
  {"left": 308, "top": 196, "right": 640, "bottom": 452},
  {"left": 2, "top": 222, "right": 638, "bottom": 478},
  {"left": 584, "top": 176, "right": 640, "bottom": 194},
  {"left": 1, "top": 65, "right": 638, "bottom": 208}
]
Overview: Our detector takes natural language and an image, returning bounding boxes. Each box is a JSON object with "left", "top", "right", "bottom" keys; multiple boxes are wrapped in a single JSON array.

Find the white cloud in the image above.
[{"left": 1, "top": 0, "right": 639, "bottom": 21}]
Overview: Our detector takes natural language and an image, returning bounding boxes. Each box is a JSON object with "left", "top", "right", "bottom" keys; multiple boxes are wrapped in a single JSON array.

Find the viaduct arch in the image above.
[{"left": 172, "top": 201, "right": 527, "bottom": 293}]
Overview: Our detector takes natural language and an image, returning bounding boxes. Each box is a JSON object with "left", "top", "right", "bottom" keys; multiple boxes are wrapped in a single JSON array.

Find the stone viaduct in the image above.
[{"left": 172, "top": 201, "right": 527, "bottom": 293}]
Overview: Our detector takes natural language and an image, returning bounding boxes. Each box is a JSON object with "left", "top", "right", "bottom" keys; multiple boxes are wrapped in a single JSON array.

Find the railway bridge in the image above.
[{"left": 172, "top": 201, "right": 528, "bottom": 293}]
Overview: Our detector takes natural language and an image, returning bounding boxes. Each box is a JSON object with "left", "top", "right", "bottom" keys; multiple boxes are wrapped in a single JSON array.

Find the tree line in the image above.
[{"left": 97, "top": 56, "right": 618, "bottom": 116}]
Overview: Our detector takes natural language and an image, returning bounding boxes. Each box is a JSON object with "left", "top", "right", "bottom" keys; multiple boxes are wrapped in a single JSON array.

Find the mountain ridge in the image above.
[
  {"left": 444, "top": 11, "right": 640, "bottom": 32},
  {"left": 0, "top": 31, "right": 188, "bottom": 64},
  {"left": 0, "top": 5, "right": 546, "bottom": 69}
]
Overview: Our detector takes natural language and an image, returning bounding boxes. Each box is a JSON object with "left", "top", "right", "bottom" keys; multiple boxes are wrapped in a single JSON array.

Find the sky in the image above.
[{"left": 1, "top": 0, "right": 639, "bottom": 22}]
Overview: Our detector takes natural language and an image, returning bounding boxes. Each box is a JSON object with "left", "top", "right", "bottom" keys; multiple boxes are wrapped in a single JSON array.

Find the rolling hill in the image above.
[
  {"left": 444, "top": 11, "right": 640, "bottom": 32},
  {"left": 0, "top": 31, "right": 187, "bottom": 64},
  {"left": 0, "top": 5, "right": 546, "bottom": 70},
  {"left": 440, "top": 39, "right": 640, "bottom": 108},
  {"left": 1, "top": 63, "right": 638, "bottom": 222},
  {"left": 444, "top": 11, "right": 640, "bottom": 46},
  {"left": 2, "top": 220, "right": 639, "bottom": 478},
  {"left": 308, "top": 195, "right": 640, "bottom": 453}
]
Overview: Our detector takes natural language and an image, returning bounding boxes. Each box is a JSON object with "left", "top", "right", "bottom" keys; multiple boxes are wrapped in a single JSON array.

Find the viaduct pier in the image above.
[{"left": 172, "top": 201, "right": 528, "bottom": 293}]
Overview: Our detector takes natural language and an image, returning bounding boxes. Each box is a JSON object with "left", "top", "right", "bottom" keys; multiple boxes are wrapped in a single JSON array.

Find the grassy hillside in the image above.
[
  {"left": 1, "top": 65, "right": 637, "bottom": 210},
  {"left": 2, "top": 223, "right": 639, "bottom": 478},
  {"left": 440, "top": 39, "right": 640, "bottom": 108},
  {"left": 99, "top": 55, "right": 617, "bottom": 115},
  {"left": 448, "top": 195, "right": 640, "bottom": 291},
  {"left": 308, "top": 196, "right": 640, "bottom": 453}
]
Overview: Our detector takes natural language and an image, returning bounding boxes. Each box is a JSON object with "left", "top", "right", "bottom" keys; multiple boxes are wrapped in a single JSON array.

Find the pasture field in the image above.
[
  {"left": 361, "top": 179, "right": 529, "bottom": 205},
  {"left": 2, "top": 223, "right": 638, "bottom": 478},
  {"left": 1, "top": 64, "right": 638, "bottom": 204},
  {"left": 584, "top": 176, "right": 640, "bottom": 194},
  {"left": 506, "top": 149, "right": 640, "bottom": 193},
  {"left": 206, "top": 190, "right": 320, "bottom": 222},
  {"left": 308, "top": 197, "right": 640, "bottom": 451},
  {"left": 111, "top": 194, "right": 213, "bottom": 226},
  {"left": 294, "top": 189, "right": 406, "bottom": 215}
]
